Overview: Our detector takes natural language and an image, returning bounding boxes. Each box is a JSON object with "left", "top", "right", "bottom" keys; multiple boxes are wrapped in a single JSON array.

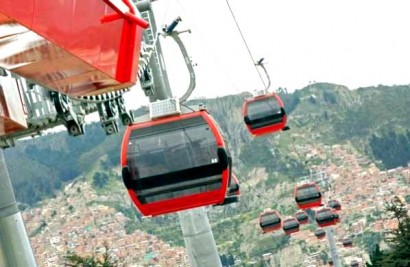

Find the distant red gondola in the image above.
[
  {"left": 327, "top": 199, "right": 341, "bottom": 211},
  {"left": 242, "top": 93, "right": 288, "bottom": 136},
  {"left": 334, "top": 212, "right": 341, "bottom": 224},
  {"left": 294, "top": 182, "right": 322, "bottom": 210},
  {"left": 328, "top": 259, "right": 334, "bottom": 266},
  {"left": 342, "top": 238, "right": 353, "bottom": 248},
  {"left": 350, "top": 260, "right": 359, "bottom": 267},
  {"left": 314, "top": 228, "right": 326, "bottom": 239},
  {"left": 215, "top": 173, "right": 240, "bottom": 206},
  {"left": 315, "top": 208, "right": 339, "bottom": 227},
  {"left": 259, "top": 210, "right": 282, "bottom": 233},
  {"left": 294, "top": 210, "right": 309, "bottom": 224},
  {"left": 121, "top": 110, "right": 232, "bottom": 216},
  {"left": 282, "top": 217, "right": 300, "bottom": 235}
]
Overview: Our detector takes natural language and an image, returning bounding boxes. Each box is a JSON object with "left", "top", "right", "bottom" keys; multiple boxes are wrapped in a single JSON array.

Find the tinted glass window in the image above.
[
  {"left": 127, "top": 118, "right": 218, "bottom": 179},
  {"left": 315, "top": 229, "right": 325, "bottom": 235},
  {"left": 329, "top": 201, "right": 340, "bottom": 208},
  {"left": 247, "top": 98, "right": 281, "bottom": 120},
  {"left": 283, "top": 220, "right": 299, "bottom": 228},
  {"left": 297, "top": 185, "right": 320, "bottom": 199},
  {"left": 140, "top": 175, "right": 222, "bottom": 203},
  {"left": 317, "top": 210, "right": 333, "bottom": 220},
  {"left": 261, "top": 214, "right": 280, "bottom": 224},
  {"left": 296, "top": 213, "right": 308, "bottom": 220}
]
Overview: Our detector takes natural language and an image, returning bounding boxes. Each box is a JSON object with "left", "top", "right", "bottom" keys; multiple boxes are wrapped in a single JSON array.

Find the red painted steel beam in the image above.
[{"left": 0, "top": 0, "right": 148, "bottom": 96}]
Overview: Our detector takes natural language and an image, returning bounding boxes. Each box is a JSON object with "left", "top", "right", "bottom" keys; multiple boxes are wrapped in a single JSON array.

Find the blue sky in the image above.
[{"left": 125, "top": 0, "right": 410, "bottom": 108}]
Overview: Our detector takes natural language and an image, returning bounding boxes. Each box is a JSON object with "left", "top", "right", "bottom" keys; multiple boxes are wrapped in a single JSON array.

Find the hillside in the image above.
[
  {"left": 7, "top": 83, "right": 410, "bottom": 205},
  {"left": 4, "top": 82, "right": 410, "bottom": 265}
]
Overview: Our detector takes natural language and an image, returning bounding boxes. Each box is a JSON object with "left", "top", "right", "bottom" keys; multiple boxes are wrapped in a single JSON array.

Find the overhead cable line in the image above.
[
  {"left": 225, "top": 0, "right": 267, "bottom": 89},
  {"left": 175, "top": 0, "right": 242, "bottom": 93}
]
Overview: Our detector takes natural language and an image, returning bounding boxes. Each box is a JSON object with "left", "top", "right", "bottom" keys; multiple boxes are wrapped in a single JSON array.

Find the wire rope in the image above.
[
  {"left": 159, "top": 0, "right": 173, "bottom": 29},
  {"left": 174, "top": 0, "right": 242, "bottom": 94},
  {"left": 225, "top": 0, "right": 267, "bottom": 90}
]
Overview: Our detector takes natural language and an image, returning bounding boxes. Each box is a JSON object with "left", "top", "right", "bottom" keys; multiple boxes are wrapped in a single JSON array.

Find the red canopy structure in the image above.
[{"left": 0, "top": 0, "right": 148, "bottom": 96}]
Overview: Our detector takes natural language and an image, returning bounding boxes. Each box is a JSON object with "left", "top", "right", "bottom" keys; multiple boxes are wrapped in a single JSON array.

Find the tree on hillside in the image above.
[
  {"left": 367, "top": 199, "right": 410, "bottom": 267},
  {"left": 92, "top": 172, "right": 109, "bottom": 188},
  {"left": 65, "top": 242, "right": 117, "bottom": 267},
  {"left": 368, "top": 244, "right": 385, "bottom": 267},
  {"left": 369, "top": 130, "right": 410, "bottom": 169}
]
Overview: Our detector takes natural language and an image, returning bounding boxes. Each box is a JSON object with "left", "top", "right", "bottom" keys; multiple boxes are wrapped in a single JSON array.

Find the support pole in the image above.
[
  {"left": 0, "top": 150, "right": 37, "bottom": 266},
  {"left": 325, "top": 227, "right": 341, "bottom": 267},
  {"left": 178, "top": 208, "right": 222, "bottom": 267}
]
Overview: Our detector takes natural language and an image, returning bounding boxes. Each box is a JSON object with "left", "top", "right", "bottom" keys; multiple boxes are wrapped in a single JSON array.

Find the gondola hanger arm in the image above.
[
  {"left": 255, "top": 58, "right": 271, "bottom": 94},
  {"left": 159, "top": 17, "right": 196, "bottom": 103}
]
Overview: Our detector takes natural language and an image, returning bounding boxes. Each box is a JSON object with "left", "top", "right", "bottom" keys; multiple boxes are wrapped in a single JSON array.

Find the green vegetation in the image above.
[
  {"left": 367, "top": 201, "right": 410, "bottom": 266},
  {"left": 220, "top": 253, "right": 235, "bottom": 267},
  {"left": 369, "top": 130, "right": 410, "bottom": 169},
  {"left": 249, "top": 234, "right": 290, "bottom": 258},
  {"left": 92, "top": 172, "right": 109, "bottom": 189},
  {"left": 405, "top": 195, "right": 410, "bottom": 204},
  {"left": 65, "top": 242, "right": 117, "bottom": 267},
  {"left": 239, "top": 137, "right": 309, "bottom": 181},
  {"left": 5, "top": 123, "right": 124, "bottom": 205},
  {"left": 29, "top": 220, "right": 47, "bottom": 238},
  {"left": 358, "top": 231, "right": 382, "bottom": 253}
]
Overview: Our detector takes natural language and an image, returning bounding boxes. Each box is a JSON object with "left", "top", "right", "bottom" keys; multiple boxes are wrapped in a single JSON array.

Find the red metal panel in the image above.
[
  {"left": 296, "top": 200, "right": 323, "bottom": 210},
  {"left": 128, "top": 188, "right": 227, "bottom": 217},
  {"left": 31, "top": 0, "right": 77, "bottom": 63},
  {"left": 0, "top": 0, "right": 147, "bottom": 96},
  {"left": 8, "top": 0, "right": 35, "bottom": 29}
]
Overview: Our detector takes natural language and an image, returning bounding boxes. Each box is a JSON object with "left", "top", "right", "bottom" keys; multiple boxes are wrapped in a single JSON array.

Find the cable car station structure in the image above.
[{"left": 0, "top": 0, "right": 227, "bottom": 266}]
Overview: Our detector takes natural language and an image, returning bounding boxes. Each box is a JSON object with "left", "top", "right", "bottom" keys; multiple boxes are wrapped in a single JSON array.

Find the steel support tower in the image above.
[
  {"left": 326, "top": 227, "right": 341, "bottom": 267},
  {"left": 0, "top": 151, "right": 37, "bottom": 266}
]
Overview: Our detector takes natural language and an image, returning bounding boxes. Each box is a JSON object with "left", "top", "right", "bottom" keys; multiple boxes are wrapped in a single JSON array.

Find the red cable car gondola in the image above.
[
  {"left": 328, "top": 259, "right": 334, "bottom": 266},
  {"left": 350, "top": 260, "right": 359, "bottom": 267},
  {"left": 327, "top": 199, "right": 342, "bottom": 211},
  {"left": 294, "top": 210, "right": 309, "bottom": 224},
  {"left": 242, "top": 93, "right": 288, "bottom": 136},
  {"left": 214, "top": 173, "right": 240, "bottom": 206},
  {"left": 315, "top": 208, "right": 339, "bottom": 227},
  {"left": 282, "top": 217, "right": 300, "bottom": 235},
  {"left": 334, "top": 212, "right": 341, "bottom": 224},
  {"left": 294, "top": 182, "right": 322, "bottom": 210},
  {"left": 259, "top": 210, "right": 282, "bottom": 233},
  {"left": 121, "top": 110, "right": 232, "bottom": 216},
  {"left": 314, "top": 228, "right": 326, "bottom": 239},
  {"left": 342, "top": 238, "right": 353, "bottom": 248}
]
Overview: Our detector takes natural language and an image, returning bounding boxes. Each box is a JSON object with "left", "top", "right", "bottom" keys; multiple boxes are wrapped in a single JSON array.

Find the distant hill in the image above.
[
  {"left": 5, "top": 82, "right": 410, "bottom": 266},
  {"left": 4, "top": 82, "right": 410, "bottom": 205}
]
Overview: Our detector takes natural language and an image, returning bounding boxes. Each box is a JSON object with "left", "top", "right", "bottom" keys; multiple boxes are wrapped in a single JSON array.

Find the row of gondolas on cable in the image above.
[{"left": 258, "top": 182, "right": 351, "bottom": 246}]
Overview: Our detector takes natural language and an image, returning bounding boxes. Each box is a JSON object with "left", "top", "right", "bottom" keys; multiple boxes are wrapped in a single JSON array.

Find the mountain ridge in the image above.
[{"left": 6, "top": 82, "right": 410, "bottom": 205}]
